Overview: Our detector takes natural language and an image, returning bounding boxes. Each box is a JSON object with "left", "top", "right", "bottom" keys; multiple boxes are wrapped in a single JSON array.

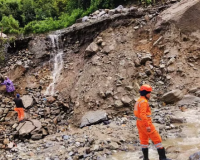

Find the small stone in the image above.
[
  {"left": 63, "top": 135, "right": 69, "bottom": 140},
  {"left": 125, "top": 86, "right": 134, "bottom": 91},
  {"left": 134, "top": 26, "right": 139, "bottom": 30},
  {"left": 109, "top": 142, "right": 119, "bottom": 150},
  {"left": 31, "top": 134, "right": 43, "bottom": 140},
  {"left": 75, "top": 142, "right": 81, "bottom": 147},
  {"left": 85, "top": 42, "right": 99, "bottom": 57},
  {"left": 12, "top": 123, "right": 18, "bottom": 129},
  {"left": 82, "top": 16, "right": 89, "bottom": 22},
  {"left": 121, "top": 96, "right": 132, "bottom": 105},
  {"left": 114, "top": 100, "right": 123, "bottom": 108},
  {"left": 3, "top": 139, "right": 9, "bottom": 145},
  {"left": 46, "top": 96, "right": 56, "bottom": 103},
  {"left": 69, "top": 151, "right": 74, "bottom": 156}
]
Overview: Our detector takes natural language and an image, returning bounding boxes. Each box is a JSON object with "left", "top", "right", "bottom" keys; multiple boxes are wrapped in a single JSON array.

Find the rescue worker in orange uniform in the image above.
[
  {"left": 134, "top": 84, "right": 171, "bottom": 160},
  {"left": 14, "top": 94, "right": 25, "bottom": 122}
]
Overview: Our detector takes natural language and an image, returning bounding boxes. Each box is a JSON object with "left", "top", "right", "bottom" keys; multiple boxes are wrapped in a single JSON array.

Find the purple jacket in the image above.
[{"left": 1, "top": 78, "right": 15, "bottom": 92}]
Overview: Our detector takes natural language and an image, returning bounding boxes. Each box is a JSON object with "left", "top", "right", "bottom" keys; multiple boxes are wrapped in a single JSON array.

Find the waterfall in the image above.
[{"left": 45, "top": 34, "right": 63, "bottom": 96}]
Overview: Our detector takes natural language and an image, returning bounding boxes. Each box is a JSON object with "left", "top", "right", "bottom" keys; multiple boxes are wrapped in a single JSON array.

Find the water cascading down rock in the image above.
[{"left": 45, "top": 35, "right": 64, "bottom": 95}]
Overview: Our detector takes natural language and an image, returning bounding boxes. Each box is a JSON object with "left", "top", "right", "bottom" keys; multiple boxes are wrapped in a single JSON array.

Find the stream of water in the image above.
[
  {"left": 108, "top": 108, "right": 200, "bottom": 160},
  {"left": 45, "top": 34, "right": 64, "bottom": 96}
]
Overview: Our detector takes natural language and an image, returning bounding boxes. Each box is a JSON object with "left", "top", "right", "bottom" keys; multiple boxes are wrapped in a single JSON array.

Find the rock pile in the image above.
[
  {"left": 77, "top": 1, "right": 179, "bottom": 24},
  {"left": 0, "top": 116, "right": 139, "bottom": 159},
  {"left": 0, "top": 86, "right": 73, "bottom": 149},
  {"left": 0, "top": 49, "right": 34, "bottom": 76},
  {"left": 0, "top": 0, "right": 199, "bottom": 159}
]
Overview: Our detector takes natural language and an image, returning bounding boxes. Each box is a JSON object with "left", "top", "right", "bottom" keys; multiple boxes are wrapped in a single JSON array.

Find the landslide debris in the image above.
[{"left": 0, "top": 0, "right": 200, "bottom": 159}]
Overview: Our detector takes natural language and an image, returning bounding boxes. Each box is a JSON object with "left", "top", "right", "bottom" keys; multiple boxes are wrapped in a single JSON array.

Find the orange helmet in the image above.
[{"left": 140, "top": 84, "right": 152, "bottom": 92}]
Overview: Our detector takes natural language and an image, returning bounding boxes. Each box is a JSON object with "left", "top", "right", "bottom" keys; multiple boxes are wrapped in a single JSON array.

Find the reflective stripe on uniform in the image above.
[
  {"left": 138, "top": 100, "right": 145, "bottom": 107},
  {"left": 155, "top": 143, "right": 163, "bottom": 149},
  {"left": 134, "top": 100, "right": 145, "bottom": 112},
  {"left": 135, "top": 99, "right": 151, "bottom": 120},
  {"left": 137, "top": 116, "right": 151, "bottom": 121},
  {"left": 134, "top": 101, "right": 139, "bottom": 111},
  {"left": 141, "top": 144, "right": 148, "bottom": 148}
]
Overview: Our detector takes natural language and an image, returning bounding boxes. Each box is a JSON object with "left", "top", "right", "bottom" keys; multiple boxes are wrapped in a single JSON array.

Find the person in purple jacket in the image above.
[{"left": 1, "top": 76, "right": 15, "bottom": 96}]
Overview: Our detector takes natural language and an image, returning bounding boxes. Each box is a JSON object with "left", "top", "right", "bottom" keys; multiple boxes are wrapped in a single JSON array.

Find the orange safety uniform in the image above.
[
  {"left": 134, "top": 96, "right": 162, "bottom": 149},
  {"left": 14, "top": 108, "right": 24, "bottom": 121}
]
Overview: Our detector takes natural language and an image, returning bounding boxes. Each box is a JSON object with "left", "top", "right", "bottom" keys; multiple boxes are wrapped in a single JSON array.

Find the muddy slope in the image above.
[{"left": 1, "top": 0, "right": 200, "bottom": 126}]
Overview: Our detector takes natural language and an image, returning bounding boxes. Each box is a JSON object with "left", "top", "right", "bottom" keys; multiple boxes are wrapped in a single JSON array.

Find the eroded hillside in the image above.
[{"left": 0, "top": 0, "right": 200, "bottom": 159}]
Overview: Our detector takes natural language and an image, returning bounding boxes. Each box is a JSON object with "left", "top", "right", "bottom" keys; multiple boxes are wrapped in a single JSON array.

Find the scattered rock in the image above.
[
  {"left": 0, "top": 33, "right": 7, "bottom": 38},
  {"left": 80, "top": 110, "right": 108, "bottom": 128},
  {"left": 170, "top": 116, "right": 186, "bottom": 123},
  {"left": 115, "top": 100, "right": 123, "bottom": 108},
  {"left": 46, "top": 96, "right": 56, "bottom": 104},
  {"left": 82, "top": 16, "right": 89, "bottom": 22},
  {"left": 161, "top": 90, "right": 184, "bottom": 104},
  {"left": 177, "top": 95, "right": 200, "bottom": 106},
  {"left": 121, "top": 96, "right": 132, "bottom": 105},
  {"left": 85, "top": 42, "right": 99, "bottom": 57},
  {"left": 31, "top": 134, "right": 43, "bottom": 140},
  {"left": 18, "top": 121, "right": 35, "bottom": 135},
  {"left": 140, "top": 54, "right": 152, "bottom": 65},
  {"left": 189, "top": 152, "right": 200, "bottom": 160},
  {"left": 21, "top": 95, "right": 34, "bottom": 108}
]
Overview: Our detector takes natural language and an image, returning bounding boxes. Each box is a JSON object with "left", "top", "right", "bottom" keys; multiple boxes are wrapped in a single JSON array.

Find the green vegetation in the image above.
[
  {"left": 0, "top": 36, "right": 16, "bottom": 62},
  {"left": 0, "top": 0, "right": 163, "bottom": 34}
]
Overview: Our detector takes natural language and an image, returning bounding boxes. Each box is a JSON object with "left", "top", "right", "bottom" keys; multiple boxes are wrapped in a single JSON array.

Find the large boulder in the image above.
[
  {"left": 170, "top": 116, "right": 186, "bottom": 123},
  {"left": 16, "top": 120, "right": 43, "bottom": 138},
  {"left": 155, "top": 0, "right": 199, "bottom": 32},
  {"left": 18, "top": 121, "right": 35, "bottom": 135},
  {"left": 177, "top": 95, "right": 200, "bottom": 106},
  {"left": 28, "top": 37, "right": 48, "bottom": 59},
  {"left": 80, "top": 110, "right": 108, "bottom": 128},
  {"left": 161, "top": 90, "right": 184, "bottom": 104},
  {"left": 30, "top": 119, "right": 42, "bottom": 131},
  {"left": 21, "top": 95, "right": 33, "bottom": 108},
  {"left": 85, "top": 42, "right": 99, "bottom": 57},
  {"left": 7, "top": 65, "right": 26, "bottom": 81},
  {"left": 189, "top": 152, "right": 200, "bottom": 160}
]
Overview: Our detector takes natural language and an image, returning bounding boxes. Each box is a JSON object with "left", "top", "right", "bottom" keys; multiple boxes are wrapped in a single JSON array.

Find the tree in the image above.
[
  {"left": 20, "top": 0, "right": 36, "bottom": 25},
  {"left": 0, "top": 15, "right": 20, "bottom": 34}
]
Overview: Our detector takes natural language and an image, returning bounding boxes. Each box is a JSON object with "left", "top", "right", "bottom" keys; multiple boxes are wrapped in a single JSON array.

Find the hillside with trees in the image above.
[{"left": 0, "top": 0, "right": 165, "bottom": 34}]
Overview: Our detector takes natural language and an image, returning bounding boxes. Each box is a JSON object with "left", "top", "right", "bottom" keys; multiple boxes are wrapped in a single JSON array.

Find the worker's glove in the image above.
[{"left": 146, "top": 127, "right": 151, "bottom": 132}]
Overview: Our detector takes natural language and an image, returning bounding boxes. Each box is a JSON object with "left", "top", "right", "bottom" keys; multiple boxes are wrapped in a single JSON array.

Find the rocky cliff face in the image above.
[
  {"left": 1, "top": 0, "right": 200, "bottom": 125},
  {"left": 0, "top": 0, "right": 200, "bottom": 159}
]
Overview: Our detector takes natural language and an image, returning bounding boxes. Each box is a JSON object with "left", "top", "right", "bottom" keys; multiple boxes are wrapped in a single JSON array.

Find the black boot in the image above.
[
  {"left": 142, "top": 148, "right": 149, "bottom": 160},
  {"left": 157, "top": 148, "right": 171, "bottom": 160}
]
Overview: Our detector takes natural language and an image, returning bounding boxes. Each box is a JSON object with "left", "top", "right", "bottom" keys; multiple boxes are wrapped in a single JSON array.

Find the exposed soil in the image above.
[{"left": 0, "top": 0, "right": 200, "bottom": 159}]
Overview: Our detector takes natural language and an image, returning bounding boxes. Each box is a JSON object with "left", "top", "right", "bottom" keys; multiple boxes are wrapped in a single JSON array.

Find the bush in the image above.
[
  {"left": 0, "top": 15, "right": 21, "bottom": 34},
  {"left": 24, "top": 8, "right": 83, "bottom": 34},
  {"left": 24, "top": 18, "right": 55, "bottom": 34},
  {"left": 59, "top": 9, "right": 83, "bottom": 28},
  {"left": 0, "top": 0, "right": 157, "bottom": 34}
]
